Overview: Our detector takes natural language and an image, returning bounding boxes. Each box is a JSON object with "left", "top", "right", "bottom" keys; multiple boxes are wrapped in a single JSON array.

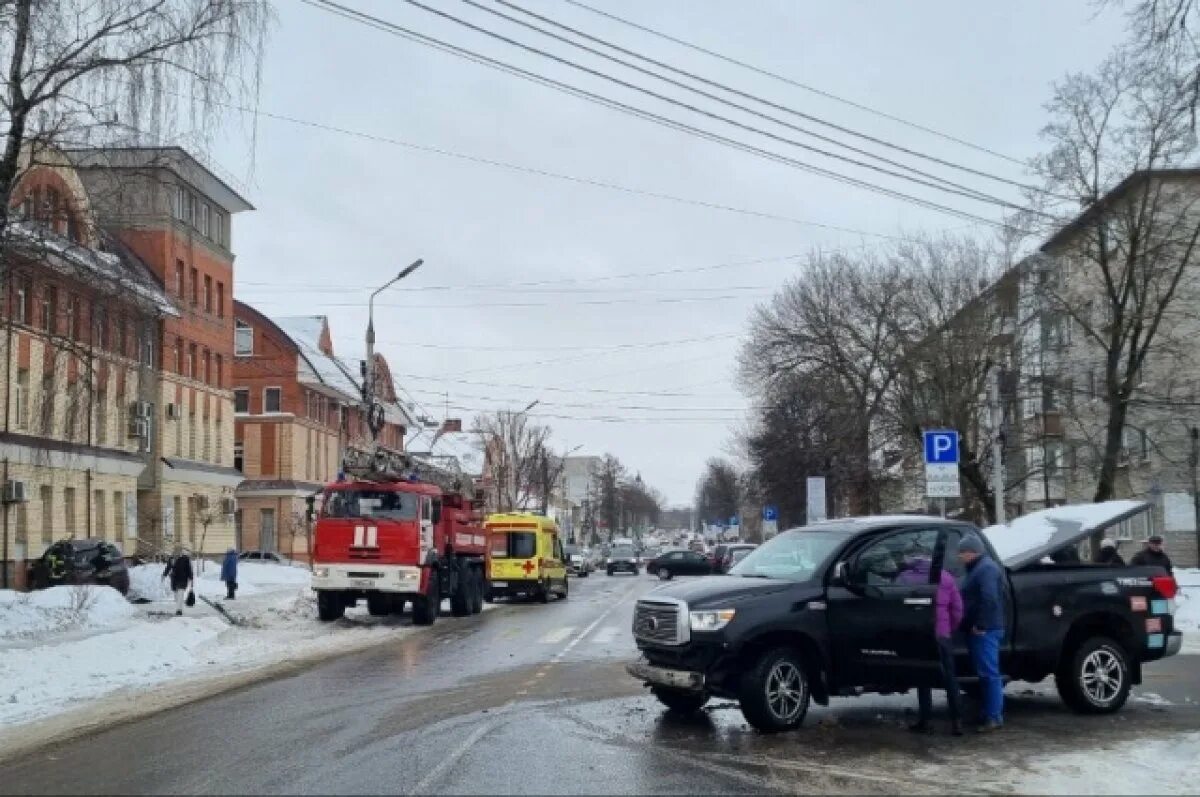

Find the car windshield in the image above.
[
  {"left": 324, "top": 489, "right": 418, "bottom": 521},
  {"left": 730, "top": 548, "right": 754, "bottom": 564},
  {"left": 728, "top": 528, "right": 848, "bottom": 582},
  {"left": 491, "top": 532, "right": 537, "bottom": 559},
  {"left": 612, "top": 546, "right": 635, "bottom": 558}
]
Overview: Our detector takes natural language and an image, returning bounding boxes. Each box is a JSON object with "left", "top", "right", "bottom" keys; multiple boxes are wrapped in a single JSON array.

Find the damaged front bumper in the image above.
[{"left": 626, "top": 658, "right": 705, "bottom": 692}]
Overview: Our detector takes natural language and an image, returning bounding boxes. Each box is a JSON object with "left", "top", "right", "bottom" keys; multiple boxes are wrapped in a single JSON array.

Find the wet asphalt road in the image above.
[{"left": 0, "top": 573, "right": 1198, "bottom": 795}]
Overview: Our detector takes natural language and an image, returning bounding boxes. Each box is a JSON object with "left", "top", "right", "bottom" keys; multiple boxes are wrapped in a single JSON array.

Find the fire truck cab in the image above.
[{"left": 311, "top": 457, "right": 487, "bottom": 625}]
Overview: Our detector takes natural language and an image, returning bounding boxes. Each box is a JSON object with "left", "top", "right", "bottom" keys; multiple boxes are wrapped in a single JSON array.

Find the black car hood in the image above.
[{"left": 643, "top": 575, "right": 796, "bottom": 609}]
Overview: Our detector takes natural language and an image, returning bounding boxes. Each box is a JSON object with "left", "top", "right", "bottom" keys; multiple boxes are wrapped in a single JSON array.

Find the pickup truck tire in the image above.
[
  {"left": 657, "top": 567, "right": 672, "bottom": 581},
  {"left": 366, "top": 594, "right": 390, "bottom": 617},
  {"left": 1056, "top": 636, "right": 1132, "bottom": 714},
  {"left": 317, "top": 591, "right": 344, "bottom": 622},
  {"left": 651, "top": 687, "right": 708, "bottom": 714},
  {"left": 412, "top": 572, "right": 441, "bottom": 626},
  {"left": 738, "top": 647, "right": 811, "bottom": 733}
]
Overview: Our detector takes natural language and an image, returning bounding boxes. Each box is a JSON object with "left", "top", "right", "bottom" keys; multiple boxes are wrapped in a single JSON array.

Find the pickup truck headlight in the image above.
[
  {"left": 689, "top": 609, "right": 736, "bottom": 632},
  {"left": 313, "top": 567, "right": 330, "bottom": 578}
]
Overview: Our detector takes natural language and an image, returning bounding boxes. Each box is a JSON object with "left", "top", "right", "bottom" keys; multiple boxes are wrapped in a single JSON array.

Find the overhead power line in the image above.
[
  {"left": 301, "top": 0, "right": 1023, "bottom": 231},
  {"left": 562, "top": 0, "right": 1025, "bottom": 166},
  {"left": 399, "top": 0, "right": 1024, "bottom": 213},
  {"left": 480, "top": 0, "right": 1060, "bottom": 201}
]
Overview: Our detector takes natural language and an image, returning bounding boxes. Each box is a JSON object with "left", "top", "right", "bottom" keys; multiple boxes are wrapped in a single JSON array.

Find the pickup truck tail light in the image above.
[{"left": 1152, "top": 575, "right": 1178, "bottom": 600}]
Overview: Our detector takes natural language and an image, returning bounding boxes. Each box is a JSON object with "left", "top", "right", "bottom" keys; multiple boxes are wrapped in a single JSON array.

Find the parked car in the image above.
[
  {"left": 716, "top": 544, "right": 757, "bottom": 574},
  {"left": 564, "top": 544, "right": 594, "bottom": 577},
  {"left": 645, "top": 549, "right": 712, "bottom": 580},
  {"left": 606, "top": 544, "right": 639, "bottom": 576},
  {"left": 726, "top": 546, "right": 755, "bottom": 570},
  {"left": 627, "top": 509, "right": 1182, "bottom": 733},
  {"left": 27, "top": 539, "right": 130, "bottom": 595},
  {"left": 687, "top": 539, "right": 706, "bottom": 555},
  {"left": 239, "top": 550, "right": 301, "bottom": 566}
]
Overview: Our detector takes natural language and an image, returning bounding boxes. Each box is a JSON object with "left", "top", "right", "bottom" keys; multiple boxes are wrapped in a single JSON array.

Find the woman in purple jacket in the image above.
[{"left": 899, "top": 548, "right": 964, "bottom": 736}]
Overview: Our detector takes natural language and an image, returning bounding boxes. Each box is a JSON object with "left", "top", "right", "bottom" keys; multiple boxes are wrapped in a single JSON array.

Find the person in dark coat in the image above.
[
  {"left": 221, "top": 548, "right": 238, "bottom": 600},
  {"left": 1095, "top": 539, "right": 1126, "bottom": 566},
  {"left": 1130, "top": 535, "right": 1173, "bottom": 575},
  {"left": 162, "top": 548, "right": 195, "bottom": 616},
  {"left": 957, "top": 535, "right": 1006, "bottom": 732}
]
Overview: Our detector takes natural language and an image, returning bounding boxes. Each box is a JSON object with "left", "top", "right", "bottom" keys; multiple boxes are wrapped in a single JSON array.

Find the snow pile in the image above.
[
  {"left": 1175, "top": 568, "right": 1200, "bottom": 634},
  {"left": 0, "top": 586, "right": 135, "bottom": 640},
  {"left": 127, "top": 561, "right": 310, "bottom": 603},
  {"left": 982, "top": 500, "right": 1147, "bottom": 565},
  {"left": 1009, "top": 732, "right": 1200, "bottom": 793}
]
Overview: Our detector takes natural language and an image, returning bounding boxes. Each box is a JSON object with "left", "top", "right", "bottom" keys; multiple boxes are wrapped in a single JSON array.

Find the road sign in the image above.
[
  {"left": 762, "top": 519, "right": 779, "bottom": 539},
  {"left": 762, "top": 505, "right": 778, "bottom": 522},
  {"left": 729, "top": 516, "right": 740, "bottom": 526},
  {"left": 806, "top": 477, "right": 827, "bottom": 523},
  {"left": 923, "top": 430, "right": 961, "bottom": 499}
]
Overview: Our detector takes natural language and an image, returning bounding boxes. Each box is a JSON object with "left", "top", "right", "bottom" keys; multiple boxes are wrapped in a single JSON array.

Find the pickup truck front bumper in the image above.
[{"left": 626, "top": 658, "right": 705, "bottom": 692}]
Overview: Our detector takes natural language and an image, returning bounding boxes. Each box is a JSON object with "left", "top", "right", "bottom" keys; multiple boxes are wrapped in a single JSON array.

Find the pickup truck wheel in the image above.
[
  {"left": 316, "top": 591, "right": 344, "bottom": 622},
  {"left": 657, "top": 567, "right": 672, "bottom": 581},
  {"left": 366, "top": 594, "right": 390, "bottom": 617},
  {"left": 651, "top": 687, "right": 708, "bottom": 714},
  {"left": 1056, "top": 636, "right": 1131, "bottom": 714},
  {"left": 738, "top": 647, "right": 811, "bottom": 733},
  {"left": 412, "top": 572, "right": 441, "bottom": 626}
]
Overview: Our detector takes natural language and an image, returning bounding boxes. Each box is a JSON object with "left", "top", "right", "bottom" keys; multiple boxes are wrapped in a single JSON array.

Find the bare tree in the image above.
[
  {"left": 741, "top": 251, "right": 910, "bottom": 513},
  {"left": 695, "top": 457, "right": 741, "bottom": 529},
  {"left": 1029, "top": 48, "right": 1200, "bottom": 503},
  {"left": 474, "top": 409, "right": 553, "bottom": 512},
  {"left": 592, "top": 453, "right": 624, "bottom": 541}
]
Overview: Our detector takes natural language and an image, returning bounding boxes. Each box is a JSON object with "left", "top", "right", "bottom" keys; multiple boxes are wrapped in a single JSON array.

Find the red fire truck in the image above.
[{"left": 311, "top": 445, "right": 487, "bottom": 625}]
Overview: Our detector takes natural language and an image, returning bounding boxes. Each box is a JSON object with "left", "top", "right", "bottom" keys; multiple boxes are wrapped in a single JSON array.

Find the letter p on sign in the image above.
[{"left": 923, "top": 430, "right": 959, "bottom": 464}]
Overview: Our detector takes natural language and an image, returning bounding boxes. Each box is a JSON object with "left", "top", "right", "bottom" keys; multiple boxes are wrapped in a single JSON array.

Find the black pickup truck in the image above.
[{"left": 627, "top": 514, "right": 1182, "bottom": 733}]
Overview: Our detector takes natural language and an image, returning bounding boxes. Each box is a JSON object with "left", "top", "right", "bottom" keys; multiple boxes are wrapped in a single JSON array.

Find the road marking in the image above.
[
  {"left": 538, "top": 626, "right": 575, "bottom": 644},
  {"left": 552, "top": 580, "right": 641, "bottom": 663},
  {"left": 406, "top": 720, "right": 495, "bottom": 796},
  {"left": 590, "top": 625, "right": 619, "bottom": 644}
]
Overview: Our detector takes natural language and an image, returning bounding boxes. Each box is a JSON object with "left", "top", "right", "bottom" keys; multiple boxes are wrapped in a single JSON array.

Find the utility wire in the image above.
[
  {"left": 301, "top": 0, "right": 1022, "bottom": 231},
  {"left": 400, "top": 0, "right": 1024, "bottom": 212},
  {"left": 242, "top": 292, "right": 772, "bottom": 310},
  {"left": 562, "top": 0, "right": 1025, "bottom": 166},
  {"left": 479, "top": 0, "right": 1059, "bottom": 201}
]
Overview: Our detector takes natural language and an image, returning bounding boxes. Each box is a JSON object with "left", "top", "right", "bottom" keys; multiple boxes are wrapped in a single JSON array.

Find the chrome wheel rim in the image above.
[
  {"left": 659, "top": 569, "right": 670, "bottom": 580},
  {"left": 765, "top": 661, "right": 805, "bottom": 721},
  {"left": 1081, "top": 648, "right": 1123, "bottom": 705}
]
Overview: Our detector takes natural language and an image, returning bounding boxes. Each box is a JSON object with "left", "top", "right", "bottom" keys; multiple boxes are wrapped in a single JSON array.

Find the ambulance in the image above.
[{"left": 484, "top": 513, "right": 568, "bottom": 603}]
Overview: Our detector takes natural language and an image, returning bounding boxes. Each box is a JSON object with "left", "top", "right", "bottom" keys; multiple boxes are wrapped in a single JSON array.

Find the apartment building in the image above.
[{"left": 231, "top": 307, "right": 412, "bottom": 558}]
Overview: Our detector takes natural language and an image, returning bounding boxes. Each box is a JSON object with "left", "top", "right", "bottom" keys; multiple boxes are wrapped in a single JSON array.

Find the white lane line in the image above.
[
  {"left": 538, "top": 626, "right": 575, "bottom": 644},
  {"left": 552, "top": 581, "right": 641, "bottom": 662},
  {"left": 406, "top": 720, "right": 495, "bottom": 796},
  {"left": 590, "top": 626, "right": 619, "bottom": 645}
]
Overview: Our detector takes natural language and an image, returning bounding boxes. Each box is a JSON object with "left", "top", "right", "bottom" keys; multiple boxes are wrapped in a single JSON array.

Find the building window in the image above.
[
  {"left": 234, "top": 443, "right": 244, "bottom": 473},
  {"left": 64, "top": 488, "right": 76, "bottom": 537},
  {"left": 215, "top": 354, "right": 223, "bottom": 388},
  {"left": 41, "top": 286, "right": 56, "bottom": 334},
  {"left": 66, "top": 295, "right": 79, "bottom": 340},
  {"left": 203, "top": 275, "right": 212, "bottom": 313},
  {"left": 200, "top": 203, "right": 211, "bottom": 238},
  {"left": 216, "top": 282, "right": 225, "bottom": 317},
  {"left": 186, "top": 191, "right": 196, "bottom": 226},
  {"left": 15, "top": 279, "right": 29, "bottom": 325},
  {"left": 95, "top": 389, "right": 107, "bottom": 446},
  {"left": 215, "top": 210, "right": 228, "bottom": 247},
  {"left": 187, "top": 343, "right": 196, "bottom": 379},
  {"left": 117, "top": 315, "right": 128, "bottom": 356},
  {"left": 234, "top": 320, "right": 253, "bottom": 357},
  {"left": 94, "top": 309, "right": 107, "bottom": 350},
  {"left": 202, "top": 349, "right": 211, "bottom": 384},
  {"left": 233, "top": 388, "right": 249, "bottom": 413},
  {"left": 190, "top": 268, "right": 198, "bottom": 306},
  {"left": 94, "top": 491, "right": 106, "bottom": 540},
  {"left": 14, "top": 368, "right": 29, "bottom": 430},
  {"left": 114, "top": 491, "right": 125, "bottom": 545},
  {"left": 264, "top": 387, "right": 281, "bottom": 413},
  {"left": 175, "top": 260, "right": 185, "bottom": 296},
  {"left": 40, "top": 486, "right": 53, "bottom": 545},
  {"left": 174, "top": 337, "right": 183, "bottom": 374},
  {"left": 173, "top": 186, "right": 186, "bottom": 221}
]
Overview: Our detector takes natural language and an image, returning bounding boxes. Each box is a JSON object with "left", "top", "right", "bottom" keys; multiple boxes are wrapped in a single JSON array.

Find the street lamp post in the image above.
[{"left": 365, "top": 259, "right": 423, "bottom": 439}]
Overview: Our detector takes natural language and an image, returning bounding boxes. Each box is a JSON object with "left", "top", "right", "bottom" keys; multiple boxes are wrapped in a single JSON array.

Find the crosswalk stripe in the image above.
[
  {"left": 538, "top": 626, "right": 575, "bottom": 644},
  {"left": 590, "top": 626, "right": 620, "bottom": 644}
]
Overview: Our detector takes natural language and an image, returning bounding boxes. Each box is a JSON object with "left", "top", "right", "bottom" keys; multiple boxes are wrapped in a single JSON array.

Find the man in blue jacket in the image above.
[{"left": 957, "top": 535, "right": 1006, "bottom": 732}]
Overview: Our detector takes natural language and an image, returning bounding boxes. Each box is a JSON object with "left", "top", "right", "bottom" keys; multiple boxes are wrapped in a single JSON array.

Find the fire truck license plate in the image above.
[{"left": 351, "top": 579, "right": 374, "bottom": 588}]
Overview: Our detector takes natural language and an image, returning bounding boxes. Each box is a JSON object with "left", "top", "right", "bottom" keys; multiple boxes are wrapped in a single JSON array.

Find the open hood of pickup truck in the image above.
[
  {"left": 982, "top": 500, "right": 1151, "bottom": 570},
  {"left": 646, "top": 575, "right": 794, "bottom": 608}
]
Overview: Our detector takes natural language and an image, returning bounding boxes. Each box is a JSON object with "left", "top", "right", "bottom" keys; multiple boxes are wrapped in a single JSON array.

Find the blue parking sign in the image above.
[
  {"left": 923, "top": 430, "right": 959, "bottom": 464},
  {"left": 762, "top": 505, "right": 778, "bottom": 521}
]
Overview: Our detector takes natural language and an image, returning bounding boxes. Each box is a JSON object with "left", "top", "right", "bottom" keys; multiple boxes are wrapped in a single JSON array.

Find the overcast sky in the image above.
[{"left": 213, "top": 0, "right": 1127, "bottom": 506}]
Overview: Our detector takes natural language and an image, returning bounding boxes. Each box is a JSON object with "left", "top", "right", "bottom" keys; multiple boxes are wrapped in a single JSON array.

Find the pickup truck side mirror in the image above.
[{"left": 831, "top": 561, "right": 848, "bottom": 586}]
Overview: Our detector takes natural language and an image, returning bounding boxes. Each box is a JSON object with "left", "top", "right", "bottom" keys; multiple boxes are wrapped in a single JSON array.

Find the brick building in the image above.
[{"left": 231, "top": 307, "right": 412, "bottom": 559}]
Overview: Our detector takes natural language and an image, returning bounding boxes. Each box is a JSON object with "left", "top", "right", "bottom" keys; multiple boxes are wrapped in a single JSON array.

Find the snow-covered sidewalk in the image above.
[{"left": 0, "top": 563, "right": 469, "bottom": 733}]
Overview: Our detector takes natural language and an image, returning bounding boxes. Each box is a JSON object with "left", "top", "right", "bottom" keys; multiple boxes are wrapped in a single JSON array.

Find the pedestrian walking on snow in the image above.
[
  {"left": 1130, "top": 535, "right": 1173, "bottom": 576},
  {"left": 898, "top": 543, "right": 965, "bottom": 736},
  {"left": 221, "top": 548, "right": 239, "bottom": 600},
  {"left": 1096, "top": 539, "right": 1125, "bottom": 567},
  {"left": 957, "top": 535, "right": 1006, "bottom": 732},
  {"left": 162, "top": 548, "right": 195, "bottom": 616}
]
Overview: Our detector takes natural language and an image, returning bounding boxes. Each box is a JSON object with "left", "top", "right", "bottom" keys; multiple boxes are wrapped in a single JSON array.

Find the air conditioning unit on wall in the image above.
[{"left": 128, "top": 418, "right": 148, "bottom": 439}]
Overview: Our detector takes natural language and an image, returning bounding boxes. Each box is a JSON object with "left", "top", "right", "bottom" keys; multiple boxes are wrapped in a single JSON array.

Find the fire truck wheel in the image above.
[
  {"left": 391, "top": 597, "right": 406, "bottom": 615},
  {"left": 450, "top": 569, "right": 472, "bottom": 617},
  {"left": 317, "top": 592, "right": 345, "bottom": 622},
  {"left": 412, "top": 572, "right": 441, "bottom": 626},
  {"left": 483, "top": 584, "right": 495, "bottom": 604},
  {"left": 366, "top": 594, "right": 390, "bottom": 617},
  {"left": 470, "top": 569, "right": 485, "bottom": 614}
]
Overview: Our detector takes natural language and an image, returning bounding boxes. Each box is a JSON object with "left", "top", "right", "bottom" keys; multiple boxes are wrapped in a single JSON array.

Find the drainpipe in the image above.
[
  {"left": 2, "top": 458, "right": 9, "bottom": 589},
  {"left": 86, "top": 467, "right": 92, "bottom": 539}
]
